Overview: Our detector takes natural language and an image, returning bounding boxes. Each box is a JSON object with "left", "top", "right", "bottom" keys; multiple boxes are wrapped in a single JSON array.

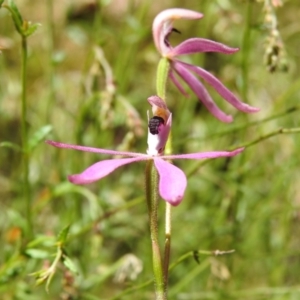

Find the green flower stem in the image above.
[
  {"left": 163, "top": 136, "right": 172, "bottom": 291},
  {"left": 156, "top": 57, "right": 173, "bottom": 294},
  {"left": 186, "top": 126, "right": 300, "bottom": 179},
  {"left": 163, "top": 202, "right": 171, "bottom": 287},
  {"left": 156, "top": 58, "right": 169, "bottom": 101},
  {"left": 46, "top": 0, "right": 55, "bottom": 122},
  {"left": 239, "top": 127, "right": 300, "bottom": 148},
  {"left": 145, "top": 160, "right": 166, "bottom": 300},
  {"left": 3, "top": 0, "right": 34, "bottom": 239},
  {"left": 21, "top": 35, "right": 32, "bottom": 239}
]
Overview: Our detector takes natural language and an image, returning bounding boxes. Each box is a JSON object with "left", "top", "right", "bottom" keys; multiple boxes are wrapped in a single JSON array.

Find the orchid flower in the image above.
[
  {"left": 47, "top": 96, "right": 243, "bottom": 206},
  {"left": 153, "top": 8, "right": 259, "bottom": 123}
]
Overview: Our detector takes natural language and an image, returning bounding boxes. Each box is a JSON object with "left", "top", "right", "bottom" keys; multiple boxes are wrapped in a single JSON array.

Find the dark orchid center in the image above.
[
  {"left": 172, "top": 28, "right": 181, "bottom": 34},
  {"left": 149, "top": 116, "right": 164, "bottom": 134},
  {"left": 164, "top": 27, "right": 181, "bottom": 47}
]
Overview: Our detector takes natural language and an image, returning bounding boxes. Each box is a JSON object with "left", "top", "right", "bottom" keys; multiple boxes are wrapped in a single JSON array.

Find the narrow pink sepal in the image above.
[
  {"left": 161, "top": 148, "right": 244, "bottom": 160},
  {"left": 169, "top": 38, "right": 239, "bottom": 57},
  {"left": 173, "top": 61, "right": 233, "bottom": 123},
  {"left": 68, "top": 157, "right": 146, "bottom": 185},
  {"left": 182, "top": 62, "right": 260, "bottom": 113},
  {"left": 169, "top": 70, "right": 189, "bottom": 97},
  {"left": 154, "top": 158, "right": 187, "bottom": 206},
  {"left": 46, "top": 140, "right": 147, "bottom": 158}
]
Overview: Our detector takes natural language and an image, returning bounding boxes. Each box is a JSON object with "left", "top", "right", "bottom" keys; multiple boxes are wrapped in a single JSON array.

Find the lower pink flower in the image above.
[{"left": 46, "top": 140, "right": 243, "bottom": 206}]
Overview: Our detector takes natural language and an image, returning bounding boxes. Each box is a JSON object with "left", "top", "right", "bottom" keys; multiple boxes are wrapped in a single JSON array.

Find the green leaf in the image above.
[
  {"left": 27, "top": 235, "right": 56, "bottom": 248},
  {"left": 0, "top": 0, "right": 5, "bottom": 7},
  {"left": 57, "top": 225, "right": 70, "bottom": 245},
  {"left": 25, "top": 249, "right": 50, "bottom": 259},
  {"left": 7, "top": 0, "right": 23, "bottom": 35},
  {"left": 0, "top": 141, "right": 22, "bottom": 152},
  {"left": 28, "top": 125, "right": 52, "bottom": 151},
  {"left": 62, "top": 255, "right": 79, "bottom": 275}
]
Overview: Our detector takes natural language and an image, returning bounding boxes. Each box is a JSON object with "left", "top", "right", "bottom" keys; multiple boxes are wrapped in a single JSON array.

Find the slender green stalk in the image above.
[
  {"left": 144, "top": 47, "right": 174, "bottom": 298},
  {"left": 46, "top": 0, "right": 55, "bottom": 122},
  {"left": 21, "top": 35, "right": 32, "bottom": 238},
  {"left": 3, "top": 1, "right": 38, "bottom": 239},
  {"left": 145, "top": 160, "right": 166, "bottom": 300},
  {"left": 186, "top": 126, "right": 300, "bottom": 178},
  {"left": 156, "top": 57, "right": 173, "bottom": 296},
  {"left": 163, "top": 202, "right": 171, "bottom": 287},
  {"left": 239, "top": 127, "right": 300, "bottom": 148},
  {"left": 156, "top": 58, "right": 169, "bottom": 101},
  {"left": 241, "top": 0, "right": 253, "bottom": 100},
  {"left": 182, "top": 105, "right": 300, "bottom": 144},
  {"left": 163, "top": 137, "right": 172, "bottom": 291}
]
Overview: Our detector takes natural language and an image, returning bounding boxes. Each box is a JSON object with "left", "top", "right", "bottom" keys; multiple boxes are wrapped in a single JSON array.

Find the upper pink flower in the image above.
[
  {"left": 46, "top": 96, "right": 244, "bottom": 206},
  {"left": 152, "top": 8, "right": 260, "bottom": 123}
]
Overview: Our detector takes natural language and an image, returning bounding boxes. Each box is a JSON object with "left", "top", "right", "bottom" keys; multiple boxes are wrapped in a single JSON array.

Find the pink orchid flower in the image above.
[
  {"left": 47, "top": 96, "right": 243, "bottom": 206},
  {"left": 152, "top": 8, "right": 259, "bottom": 123}
]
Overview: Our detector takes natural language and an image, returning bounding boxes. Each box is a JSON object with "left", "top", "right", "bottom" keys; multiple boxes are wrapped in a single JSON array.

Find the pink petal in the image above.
[
  {"left": 169, "top": 38, "right": 239, "bottom": 57},
  {"left": 154, "top": 158, "right": 187, "bottom": 206},
  {"left": 161, "top": 148, "right": 244, "bottom": 160},
  {"left": 182, "top": 62, "right": 260, "bottom": 113},
  {"left": 153, "top": 8, "right": 203, "bottom": 55},
  {"left": 173, "top": 61, "right": 233, "bottom": 123},
  {"left": 68, "top": 157, "right": 146, "bottom": 185},
  {"left": 147, "top": 95, "right": 169, "bottom": 110},
  {"left": 46, "top": 140, "right": 147, "bottom": 158},
  {"left": 169, "top": 70, "right": 189, "bottom": 97}
]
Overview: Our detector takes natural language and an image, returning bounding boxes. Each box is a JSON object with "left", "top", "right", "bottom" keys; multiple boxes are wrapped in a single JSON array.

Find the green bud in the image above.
[
  {"left": 24, "top": 21, "right": 41, "bottom": 37},
  {"left": 57, "top": 225, "right": 70, "bottom": 245}
]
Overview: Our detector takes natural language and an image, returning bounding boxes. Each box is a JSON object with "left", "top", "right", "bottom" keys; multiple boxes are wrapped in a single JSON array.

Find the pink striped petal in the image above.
[
  {"left": 68, "top": 157, "right": 147, "bottom": 185},
  {"left": 169, "top": 70, "right": 189, "bottom": 97},
  {"left": 147, "top": 95, "right": 169, "bottom": 110},
  {"left": 153, "top": 8, "right": 203, "bottom": 55},
  {"left": 154, "top": 158, "right": 187, "bottom": 206},
  {"left": 46, "top": 140, "right": 147, "bottom": 158},
  {"left": 161, "top": 148, "right": 244, "bottom": 160},
  {"left": 182, "top": 62, "right": 260, "bottom": 113},
  {"left": 173, "top": 61, "right": 233, "bottom": 123},
  {"left": 169, "top": 38, "right": 239, "bottom": 57}
]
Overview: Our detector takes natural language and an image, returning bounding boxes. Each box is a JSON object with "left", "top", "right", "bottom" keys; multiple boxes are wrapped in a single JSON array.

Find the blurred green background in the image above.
[{"left": 1, "top": 0, "right": 300, "bottom": 299}]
